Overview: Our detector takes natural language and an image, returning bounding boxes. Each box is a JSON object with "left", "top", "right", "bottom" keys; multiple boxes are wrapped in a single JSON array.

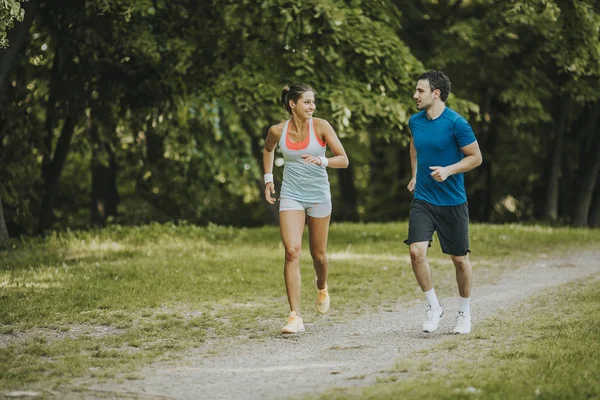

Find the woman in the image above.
[{"left": 263, "top": 83, "right": 349, "bottom": 334}]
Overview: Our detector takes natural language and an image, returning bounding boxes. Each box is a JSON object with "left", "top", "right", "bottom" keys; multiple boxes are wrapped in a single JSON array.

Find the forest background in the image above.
[{"left": 1, "top": 0, "right": 599, "bottom": 241}]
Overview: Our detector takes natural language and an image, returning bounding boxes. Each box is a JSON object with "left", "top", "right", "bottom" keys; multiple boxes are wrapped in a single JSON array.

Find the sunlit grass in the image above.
[
  {"left": 0, "top": 221, "right": 598, "bottom": 391},
  {"left": 316, "top": 278, "right": 600, "bottom": 399}
]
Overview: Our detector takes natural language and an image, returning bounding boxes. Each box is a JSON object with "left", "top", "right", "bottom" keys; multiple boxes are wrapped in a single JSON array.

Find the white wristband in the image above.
[
  {"left": 264, "top": 174, "right": 274, "bottom": 184},
  {"left": 319, "top": 156, "right": 328, "bottom": 168}
]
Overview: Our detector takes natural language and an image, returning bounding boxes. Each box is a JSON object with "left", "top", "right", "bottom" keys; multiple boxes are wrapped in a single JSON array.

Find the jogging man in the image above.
[{"left": 405, "top": 70, "right": 482, "bottom": 334}]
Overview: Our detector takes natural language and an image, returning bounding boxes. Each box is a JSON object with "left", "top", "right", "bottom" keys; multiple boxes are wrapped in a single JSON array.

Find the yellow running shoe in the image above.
[
  {"left": 281, "top": 311, "right": 305, "bottom": 334},
  {"left": 315, "top": 277, "right": 330, "bottom": 314}
]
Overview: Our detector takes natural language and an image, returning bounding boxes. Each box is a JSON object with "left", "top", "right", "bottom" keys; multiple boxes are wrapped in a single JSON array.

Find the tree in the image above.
[
  {"left": 572, "top": 104, "right": 600, "bottom": 226},
  {"left": 0, "top": 0, "right": 41, "bottom": 240},
  {"left": 405, "top": 0, "right": 600, "bottom": 224},
  {"left": 203, "top": 0, "right": 424, "bottom": 221},
  {"left": 0, "top": 194, "right": 8, "bottom": 243},
  {"left": 0, "top": 0, "right": 40, "bottom": 93},
  {"left": 0, "top": 0, "right": 24, "bottom": 48},
  {"left": 3, "top": 0, "right": 599, "bottom": 232}
]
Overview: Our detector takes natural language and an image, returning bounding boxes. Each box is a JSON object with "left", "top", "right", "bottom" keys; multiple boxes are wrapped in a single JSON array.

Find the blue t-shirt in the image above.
[{"left": 409, "top": 107, "right": 476, "bottom": 206}]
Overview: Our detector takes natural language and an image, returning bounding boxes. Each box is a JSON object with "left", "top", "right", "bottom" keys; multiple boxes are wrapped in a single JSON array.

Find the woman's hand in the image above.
[
  {"left": 301, "top": 154, "right": 323, "bottom": 166},
  {"left": 265, "top": 182, "right": 277, "bottom": 204}
]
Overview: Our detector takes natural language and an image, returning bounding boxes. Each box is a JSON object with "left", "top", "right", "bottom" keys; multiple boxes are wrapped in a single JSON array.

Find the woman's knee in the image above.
[
  {"left": 310, "top": 249, "right": 328, "bottom": 265},
  {"left": 284, "top": 244, "right": 302, "bottom": 262}
]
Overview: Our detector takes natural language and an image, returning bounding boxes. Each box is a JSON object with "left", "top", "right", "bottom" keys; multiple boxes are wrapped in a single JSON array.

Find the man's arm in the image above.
[
  {"left": 429, "top": 141, "right": 483, "bottom": 182},
  {"left": 407, "top": 127, "right": 417, "bottom": 193}
]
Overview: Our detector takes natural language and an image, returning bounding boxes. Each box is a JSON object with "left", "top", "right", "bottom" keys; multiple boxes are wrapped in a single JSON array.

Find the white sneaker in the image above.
[
  {"left": 422, "top": 305, "right": 443, "bottom": 333},
  {"left": 281, "top": 311, "right": 305, "bottom": 334},
  {"left": 454, "top": 311, "right": 471, "bottom": 334}
]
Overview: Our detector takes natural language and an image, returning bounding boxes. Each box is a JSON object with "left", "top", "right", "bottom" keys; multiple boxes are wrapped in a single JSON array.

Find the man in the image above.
[{"left": 405, "top": 70, "right": 482, "bottom": 334}]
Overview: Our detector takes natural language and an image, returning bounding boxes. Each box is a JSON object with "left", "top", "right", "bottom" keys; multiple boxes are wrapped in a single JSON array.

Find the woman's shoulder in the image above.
[
  {"left": 268, "top": 121, "right": 287, "bottom": 137},
  {"left": 312, "top": 117, "right": 333, "bottom": 130}
]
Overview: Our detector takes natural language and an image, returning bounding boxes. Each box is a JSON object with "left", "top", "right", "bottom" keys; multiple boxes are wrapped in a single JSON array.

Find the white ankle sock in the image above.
[
  {"left": 459, "top": 296, "right": 470, "bottom": 314},
  {"left": 424, "top": 288, "right": 441, "bottom": 309}
]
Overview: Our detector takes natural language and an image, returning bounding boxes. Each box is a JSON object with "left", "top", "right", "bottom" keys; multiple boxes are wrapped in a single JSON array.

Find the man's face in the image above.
[{"left": 413, "top": 79, "right": 438, "bottom": 110}]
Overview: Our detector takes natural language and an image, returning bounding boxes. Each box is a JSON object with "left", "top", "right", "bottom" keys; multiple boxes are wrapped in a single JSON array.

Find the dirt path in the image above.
[{"left": 82, "top": 251, "right": 600, "bottom": 400}]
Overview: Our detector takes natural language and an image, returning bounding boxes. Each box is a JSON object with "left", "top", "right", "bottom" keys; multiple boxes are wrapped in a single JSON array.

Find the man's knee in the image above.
[
  {"left": 451, "top": 255, "right": 470, "bottom": 270},
  {"left": 409, "top": 243, "right": 427, "bottom": 264}
]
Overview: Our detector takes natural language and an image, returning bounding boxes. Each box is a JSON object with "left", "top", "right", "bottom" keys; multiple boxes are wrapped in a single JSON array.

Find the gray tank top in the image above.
[{"left": 279, "top": 118, "right": 330, "bottom": 203}]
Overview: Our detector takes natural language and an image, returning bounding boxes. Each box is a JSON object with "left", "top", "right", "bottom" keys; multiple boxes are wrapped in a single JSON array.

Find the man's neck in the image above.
[{"left": 426, "top": 102, "right": 446, "bottom": 120}]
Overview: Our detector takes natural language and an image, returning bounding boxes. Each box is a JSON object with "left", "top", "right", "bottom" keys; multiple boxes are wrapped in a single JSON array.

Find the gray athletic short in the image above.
[
  {"left": 279, "top": 197, "right": 332, "bottom": 218},
  {"left": 404, "top": 199, "right": 470, "bottom": 256}
]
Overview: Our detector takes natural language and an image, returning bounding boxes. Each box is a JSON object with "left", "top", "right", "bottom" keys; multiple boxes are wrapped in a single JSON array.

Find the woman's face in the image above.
[{"left": 291, "top": 91, "right": 316, "bottom": 119}]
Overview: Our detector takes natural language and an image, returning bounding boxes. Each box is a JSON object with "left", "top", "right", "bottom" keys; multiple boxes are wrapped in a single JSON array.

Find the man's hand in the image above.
[
  {"left": 407, "top": 178, "right": 416, "bottom": 193},
  {"left": 429, "top": 166, "right": 451, "bottom": 182},
  {"left": 264, "top": 182, "right": 277, "bottom": 204}
]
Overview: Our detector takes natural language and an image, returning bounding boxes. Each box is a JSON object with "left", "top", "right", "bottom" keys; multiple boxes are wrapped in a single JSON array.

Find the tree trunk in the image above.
[
  {"left": 90, "top": 116, "right": 119, "bottom": 227},
  {"left": 336, "top": 164, "right": 359, "bottom": 222},
  {"left": 38, "top": 114, "right": 76, "bottom": 234},
  {"left": 475, "top": 87, "right": 497, "bottom": 222},
  {"left": 135, "top": 120, "right": 163, "bottom": 201},
  {"left": 589, "top": 175, "right": 600, "bottom": 228},
  {"left": 543, "top": 96, "right": 570, "bottom": 223},
  {"left": 0, "top": 0, "right": 41, "bottom": 94},
  {"left": 0, "top": 112, "right": 8, "bottom": 241},
  {"left": 396, "top": 141, "right": 413, "bottom": 219},
  {"left": 145, "top": 118, "right": 164, "bottom": 164},
  {"left": 481, "top": 117, "right": 498, "bottom": 222},
  {"left": 572, "top": 108, "right": 600, "bottom": 227},
  {"left": 38, "top": 45, "right": 79, "bottom": 233},
  {"left": 37, "top": 43, "right": 62, "bottom": 235},
  {"left": 0, "top": 194, "right": 9, "bottom": 243},
  {"left": 366, "top": 126, "right": 390, "bottom": 222}
]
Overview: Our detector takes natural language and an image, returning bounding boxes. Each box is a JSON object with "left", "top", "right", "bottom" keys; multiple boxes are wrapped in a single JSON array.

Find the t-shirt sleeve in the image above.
[
  {"left": 454, "top": 117, "right": 476, "bottom": 147},
  {"left": 408, "top": 114, "right": 415, "bottom": 132}
]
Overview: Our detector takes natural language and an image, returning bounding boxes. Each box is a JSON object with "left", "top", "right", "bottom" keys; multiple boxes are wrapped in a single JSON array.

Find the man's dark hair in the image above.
[{"left": 418, "top": 70, "right": 451, "bottom": 102}]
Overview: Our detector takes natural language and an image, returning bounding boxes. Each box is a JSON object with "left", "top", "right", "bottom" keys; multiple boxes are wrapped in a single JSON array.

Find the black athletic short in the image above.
[{"left": 404, "top": 199, "right": 470, "bottom": 256}]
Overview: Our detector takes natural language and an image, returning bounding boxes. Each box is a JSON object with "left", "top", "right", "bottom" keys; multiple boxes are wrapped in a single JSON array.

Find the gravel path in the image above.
[{"left": 84, "top": 251, "right": 600, "bottom": 400}]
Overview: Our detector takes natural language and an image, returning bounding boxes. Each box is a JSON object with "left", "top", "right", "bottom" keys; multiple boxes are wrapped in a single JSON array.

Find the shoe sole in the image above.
[
  {"left": 453, "top": 328, "right": 471, "bottom": 334},
  {"left": 281, "top": 327, "right": 305, "bottom": 334}
]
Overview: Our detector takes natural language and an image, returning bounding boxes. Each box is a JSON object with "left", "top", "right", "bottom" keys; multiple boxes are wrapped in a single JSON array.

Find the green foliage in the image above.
[
  {"left": 208, "top": 0, "right": 422, "bottom": 137},
  {"left": 1, "top": 0, "right": 600, "bottom": 232},
  {"left": 398, "top": 0, "right": 600, "bottom": 223},
  {"left": 0, "top": 0, "right": 24, "bottom": 48}
]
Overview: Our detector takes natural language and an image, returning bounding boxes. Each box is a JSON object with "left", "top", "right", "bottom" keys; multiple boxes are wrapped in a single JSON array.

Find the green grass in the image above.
[
  {"left": 317, "top": 278, "right": 600, "bottom": 400},
  {"left": 0, "top": 221, "right": 598, "bottom": 391}
]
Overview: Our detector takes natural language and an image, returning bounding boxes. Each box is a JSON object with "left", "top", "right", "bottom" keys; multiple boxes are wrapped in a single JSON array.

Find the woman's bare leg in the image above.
[
  {"left": 307, "top": 214, "right": 331, "bottom": 290},
  {"left": 279, "top": 210, "right": 306, "bottom": 314}
]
